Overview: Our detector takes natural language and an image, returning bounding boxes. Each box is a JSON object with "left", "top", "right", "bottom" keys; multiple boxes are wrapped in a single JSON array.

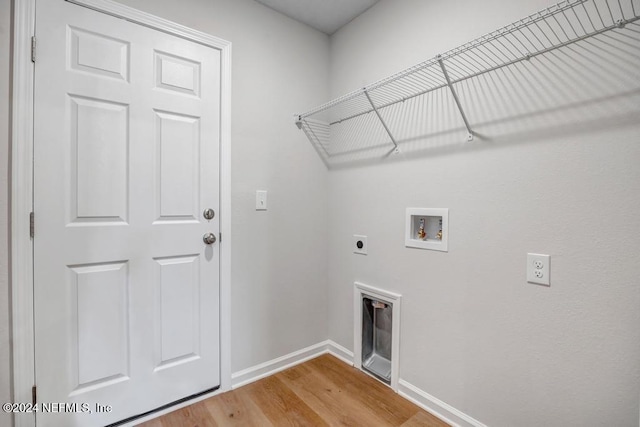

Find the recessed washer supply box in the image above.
[{"left": 405, "top": 208, "right": 449, "bottom": 252}]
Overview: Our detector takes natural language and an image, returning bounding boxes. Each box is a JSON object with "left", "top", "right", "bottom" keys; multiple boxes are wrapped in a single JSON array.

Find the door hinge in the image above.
[
  {"left": 32, "top": 385, "right": 37, "bottom": 405},
  {"left": 30, "top": 212, "right": 34, "bottom": 238},
  {"left": 31, "top": 36, "right": 36, "bottom": 63}
]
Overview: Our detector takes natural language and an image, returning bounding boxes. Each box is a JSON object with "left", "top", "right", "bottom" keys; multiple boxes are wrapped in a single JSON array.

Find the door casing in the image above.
[{"left": 10, "top": 1, "right": 232, "bottom": 426}]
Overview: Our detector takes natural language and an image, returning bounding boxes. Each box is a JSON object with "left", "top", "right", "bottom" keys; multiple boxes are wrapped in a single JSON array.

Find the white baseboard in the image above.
[
  {"left": 231, "top": 340, "right": 354, "bottom": 389},
  {"left": 398, "top": 379, "right": 487, "bottom": 427},
  {"left": 230, "top": 342, "right": 485, "bottom": 427},
  {"left": 326, "top": 340, "right": 354, "bottom": 365}
]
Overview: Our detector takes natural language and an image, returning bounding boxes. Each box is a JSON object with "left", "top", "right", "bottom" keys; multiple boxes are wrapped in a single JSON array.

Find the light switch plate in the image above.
[
  {"left": 527, "top": 253, "right": 550, "bottom": 286},
  {"left": 353, "top": 235, "right": 367, "bottom": 255},
  {"left": 256, "top": 190, "right": 267, "bottom": 210}
]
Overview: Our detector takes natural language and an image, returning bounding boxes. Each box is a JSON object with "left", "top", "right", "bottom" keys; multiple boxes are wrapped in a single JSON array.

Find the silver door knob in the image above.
[{"left": 203, "top": 233, "right": 217, "bottom": 245}]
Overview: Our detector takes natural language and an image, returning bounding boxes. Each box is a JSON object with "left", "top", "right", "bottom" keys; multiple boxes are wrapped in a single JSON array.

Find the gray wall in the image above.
[
  {"left": 2, "top": 0, "right": 639, "bottom": 426},
  {"left": 327, "top": 0, "right": 640, "bottom": 425},
  {"left": 0, "top": 0, "right": 330, "bottom": 418},
  {"left": 1, "top": 1, "right": 13, "bottom": 426}
]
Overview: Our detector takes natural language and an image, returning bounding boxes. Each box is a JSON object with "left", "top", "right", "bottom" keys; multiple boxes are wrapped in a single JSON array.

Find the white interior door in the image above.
[{"left": 33, "top": 1, "right": 221, "bottom": 425}]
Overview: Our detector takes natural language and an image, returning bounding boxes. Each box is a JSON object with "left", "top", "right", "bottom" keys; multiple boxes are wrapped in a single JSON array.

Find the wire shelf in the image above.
[{"left": 295, "top": 0, "right": 640, "bottom": 167}]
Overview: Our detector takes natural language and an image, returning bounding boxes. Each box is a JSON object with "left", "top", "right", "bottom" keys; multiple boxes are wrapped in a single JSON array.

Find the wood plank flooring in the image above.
[{"left": 139, "top": 354, "right": 448, "bottom": 426}]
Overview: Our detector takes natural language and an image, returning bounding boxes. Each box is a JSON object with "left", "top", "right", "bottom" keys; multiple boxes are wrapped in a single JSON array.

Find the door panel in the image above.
[
  {"left": 154, "top": 255, "right": 201, "bottom": 368},
  {"left": 69, "top": 27, "right": 130, "bottom": 81},
  {"left": 155, "top": 51, "right": 200, "bottom": 96},
  {"left": 71, "top": 261, "right": 130, "bottom": 390},
  {"left": 34, "top": 1, "right": 221, "bottom": 425},
  {"left": 70, "top": 96, "right": 129, "bottom": 223},
  {"left": 155, "top": 111, "right": 200, "bottom": 221}
]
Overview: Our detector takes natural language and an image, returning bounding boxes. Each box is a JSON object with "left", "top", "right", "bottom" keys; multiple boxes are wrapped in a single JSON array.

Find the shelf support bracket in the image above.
[
  {"left": 363, "top": 88, "right": 399, "bottom": 153},
  {"left": 437, "top": 55, "right": 474, "bottom": 142}
]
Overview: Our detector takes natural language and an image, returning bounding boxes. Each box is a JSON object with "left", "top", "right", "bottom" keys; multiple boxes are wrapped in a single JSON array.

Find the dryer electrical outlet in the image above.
[{"left": 353, "top": 235, "right": 368, "bottom": 255}]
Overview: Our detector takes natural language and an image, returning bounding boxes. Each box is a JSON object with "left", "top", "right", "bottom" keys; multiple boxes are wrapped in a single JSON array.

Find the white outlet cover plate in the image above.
[
  {"left": 256, "top": 190, "right": 267, "bottom": 210},
  {"left": 354, "top": 235, "right": 367, "bottom": 255},
  {"left": 527, "top": 253, "right": 550, "bottom": 286}
]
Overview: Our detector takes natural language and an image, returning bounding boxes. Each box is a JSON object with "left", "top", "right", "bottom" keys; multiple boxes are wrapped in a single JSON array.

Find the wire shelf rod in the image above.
[
  {"left": 437, "top": 56, "right": 474, "bottom": 139},
  {"left": 321, "top": 11, "right": 638, "bottom": 126},
  {"left": 446, "top": 55, "right": 479, "bottom": 77},
  {"left": 450, "top": 13, "right": 638, "bottom": 84},
  {"left": 329, "top": 82, "right": 449, "bottom": 126},
  {"left": 436, "top": 0, "right": 588, "bottom": 63},
  {"left": 363, "top": 89, "right": 399, "bottom": 151},
  {"left": 301, "top": 0, "right": 608, "bottom": 122},
  {"left": 579, "top": 2, "right": 598, "bottom": 29},
  {"left": 295, "top": 0, "right": 639, "bottom": 163}
]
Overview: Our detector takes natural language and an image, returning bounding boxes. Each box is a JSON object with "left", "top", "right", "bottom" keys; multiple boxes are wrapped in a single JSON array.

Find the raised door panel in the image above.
[
  {"left": 154, "top": 111, "right": 200, "bottom": 222},
  {"left": 153, "top": 255, "right": 201, "bottom": 371},
  {"left": 154, "top": 51, "right": 200, "bottom": 97},
  {"left": 70, "top": 96, "right": 129, "bottom": 224},
  {"left": 69, "top": 261, "right": 130, "bottom": 395},
  {"left": 69, "top": 26, "right": 130, "bottom": 81}
]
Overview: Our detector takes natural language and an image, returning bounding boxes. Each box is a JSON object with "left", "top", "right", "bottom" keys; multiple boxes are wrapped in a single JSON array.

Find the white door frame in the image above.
[{"left": 10, "top": 1, "right": 232, "bottom": 425}]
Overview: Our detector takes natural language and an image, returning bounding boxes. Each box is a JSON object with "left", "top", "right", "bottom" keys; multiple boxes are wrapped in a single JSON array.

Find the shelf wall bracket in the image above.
[
  {"left": 437, "top": 55, "right": 474, "bottom": 142},
  {"left": 363, "top": 88, "right": 400, "bottom": 153}
]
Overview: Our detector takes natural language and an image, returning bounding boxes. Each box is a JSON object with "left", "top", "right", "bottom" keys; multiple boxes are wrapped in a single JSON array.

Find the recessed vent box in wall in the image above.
[
  {"left": 405, "top": 208, "right": 449, "bottom": 252},
  {"left": 362, "top": 297, "right": 392, "bottom": 384},
  {"left": 354, "top": 283, "right": 401, "bottom": 390}
]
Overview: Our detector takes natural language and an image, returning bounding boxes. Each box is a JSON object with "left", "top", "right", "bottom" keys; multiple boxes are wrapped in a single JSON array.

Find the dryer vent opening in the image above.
[
  {"left": 362, "top": 297, "right": 392, "bottom": 384},
  {"left": 354, "top": 282, "right": 401, "bottom": 390}
]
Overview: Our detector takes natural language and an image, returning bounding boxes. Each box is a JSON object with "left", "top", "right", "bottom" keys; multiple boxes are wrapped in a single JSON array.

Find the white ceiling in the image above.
[{"left": 254, "top": 0, "right": 380, "bottom": 35}]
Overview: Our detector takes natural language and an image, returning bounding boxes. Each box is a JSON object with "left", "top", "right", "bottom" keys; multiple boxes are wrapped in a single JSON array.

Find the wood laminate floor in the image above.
[{"left": 138, "top": 354, "right": 449, "bottom": 426}]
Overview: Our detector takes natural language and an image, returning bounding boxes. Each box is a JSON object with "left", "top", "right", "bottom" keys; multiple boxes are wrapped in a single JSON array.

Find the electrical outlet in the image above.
[
  {"left": 353, "top": 235, "right": 367, "bottom": 255},
  {"left": 527, "top": 253, "right": 550, "bottom": 286}
]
